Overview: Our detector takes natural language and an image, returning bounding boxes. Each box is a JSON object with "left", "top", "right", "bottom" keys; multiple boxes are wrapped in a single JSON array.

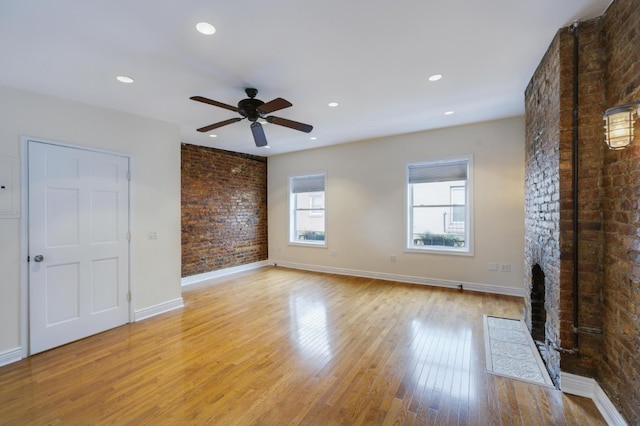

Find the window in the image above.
[
  {"left": 290, "top": 173, "right": 326, "bottom": 245},
  {"left": 407, "top": 158, "right": 471, "bottom": 253}
]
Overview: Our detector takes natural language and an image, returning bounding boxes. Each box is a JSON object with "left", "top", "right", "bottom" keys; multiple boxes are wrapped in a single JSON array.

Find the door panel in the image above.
[
  {"left": 46, "top": 187, "right": 80, "bottom": 246},
  {"left": 46, "top": 262, "right": 80, "bottom": 324},
  {"left": 92, "top": 257, "right": 119, "bottom": 312},
  {"left": 29, "top": 141, "right": 130, "bottom": 354}
]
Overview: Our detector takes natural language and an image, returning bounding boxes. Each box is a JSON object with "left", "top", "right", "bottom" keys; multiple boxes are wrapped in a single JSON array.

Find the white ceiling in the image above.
[{"left": 0, "top": 0, "right": 612, "bottom": 156}]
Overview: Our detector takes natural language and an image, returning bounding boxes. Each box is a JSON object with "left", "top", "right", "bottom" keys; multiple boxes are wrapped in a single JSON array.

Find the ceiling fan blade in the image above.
[
  {"left": 190, "top": 96, "right": 239, "bottom": 112},
  {"left": 196, "top": 117, "right": 243, "bottom": 133},
  {"left": 266, "top": 116, "right": 313, "bottom": 133},
  {"left": 251, "top": 122, "right": 268, "bottom": 147},
  {"left": 257, "top": 97, "right": 292, "bottom": 114}
]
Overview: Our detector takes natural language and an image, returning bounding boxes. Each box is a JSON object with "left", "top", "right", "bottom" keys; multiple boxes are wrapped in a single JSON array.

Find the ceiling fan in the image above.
[{"left": 190, "top": 88, "right": 313, "bottom": 147}]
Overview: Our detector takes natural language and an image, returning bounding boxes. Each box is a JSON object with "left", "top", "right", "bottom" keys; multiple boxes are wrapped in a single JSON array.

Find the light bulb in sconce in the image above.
[{"left": 603, "top": 102, "right": 640, "bottom": 150}]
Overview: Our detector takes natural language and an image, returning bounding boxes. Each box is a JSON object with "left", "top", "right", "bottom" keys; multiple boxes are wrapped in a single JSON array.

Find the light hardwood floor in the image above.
[{"left": 0, "top": 267, "right": 605, "bottom": 425}]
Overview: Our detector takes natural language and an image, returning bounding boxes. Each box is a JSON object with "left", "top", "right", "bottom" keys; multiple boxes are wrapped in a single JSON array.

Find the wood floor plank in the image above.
[
  {"left": 0, "top": 267, "right": 607, "bottom": 425},
  {"left": 512, "top": 379, "right": 544, "bottom": 426}
]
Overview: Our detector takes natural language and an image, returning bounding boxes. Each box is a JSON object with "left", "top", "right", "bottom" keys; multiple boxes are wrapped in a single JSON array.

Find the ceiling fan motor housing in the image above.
[{"left": 237, "top": 97, "right": 264, "bottom": 122}]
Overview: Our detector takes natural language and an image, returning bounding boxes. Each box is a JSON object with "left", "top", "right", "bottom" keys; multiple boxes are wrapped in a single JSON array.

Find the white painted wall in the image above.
[
  {"left": 268, "top": 117, "right": 525, "bottom": 292},
  {"left": 0, "top": 85, "right": 181, "bottom": 356}
]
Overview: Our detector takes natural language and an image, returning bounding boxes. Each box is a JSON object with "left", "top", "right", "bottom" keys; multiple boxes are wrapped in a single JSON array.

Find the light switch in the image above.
[{"left": 0, "top": 156, "right": 20, "bottom": 218}]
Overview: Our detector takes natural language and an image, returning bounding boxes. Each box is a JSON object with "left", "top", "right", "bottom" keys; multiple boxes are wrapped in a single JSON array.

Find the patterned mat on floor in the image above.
[{"left": 483, "top": 315, "right": 554, "bottom": 388}]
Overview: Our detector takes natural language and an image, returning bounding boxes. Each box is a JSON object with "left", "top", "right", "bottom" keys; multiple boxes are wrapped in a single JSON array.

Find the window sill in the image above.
[
  {"left": 404, "top": 246, "right": 473, "bottom": 257},
  {"left": 288, "top": 241, "right": 327, "bottom": 248}
]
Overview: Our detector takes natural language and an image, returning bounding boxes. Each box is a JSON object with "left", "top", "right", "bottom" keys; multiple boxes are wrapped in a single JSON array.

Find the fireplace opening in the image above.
[{"left": 530, "top": 264, "right": 546, "bottom": 342}]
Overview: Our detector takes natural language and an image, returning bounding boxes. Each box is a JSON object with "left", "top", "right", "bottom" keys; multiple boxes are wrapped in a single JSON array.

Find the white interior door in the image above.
[{"left": 28, "top": 141, "right": 130, "bottom": 354}]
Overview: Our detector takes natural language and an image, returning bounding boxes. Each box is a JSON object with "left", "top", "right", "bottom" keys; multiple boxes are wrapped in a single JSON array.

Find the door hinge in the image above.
[
  {"left": 127, "top": 292, "right": 131, "bottom": 302},
  {"left": 126, "top": 171, "right": 132, "bottom": 181},
  {"left": 126, "top": 231, "right": 131, "bottom": 241}
]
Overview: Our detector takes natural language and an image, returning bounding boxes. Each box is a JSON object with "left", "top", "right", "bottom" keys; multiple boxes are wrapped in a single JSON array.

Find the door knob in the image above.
[{"left": 33, "top": 255, "right": 44, "bottom": 262}]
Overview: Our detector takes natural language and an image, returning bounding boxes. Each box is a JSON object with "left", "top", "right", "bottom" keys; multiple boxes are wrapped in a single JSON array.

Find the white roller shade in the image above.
[
  {"left": 291, "top": 174, "right": 325, "bottom": 193},
  {"left": 408, "top": 161, "right": 467, "bottom": 184}
]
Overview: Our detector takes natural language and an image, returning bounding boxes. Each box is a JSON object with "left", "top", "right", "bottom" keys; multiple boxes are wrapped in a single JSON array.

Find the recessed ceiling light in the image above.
[
  {"left": 263, "top": 145, "right": 271, "bottom": 149},
  {"left": 209, "top": 134, "right": 217, "bottom": 138},
  {"left": 428, "top": 74, "right": 443, "bottom": 82},
  {"left": 116, "top": 76, "right": 134, "bottom": 84},
  {"left": 196, "top": 22, "right": 216, "bottom": 35},
  {"left": 444, "top": 111, "right": 454, "bottom": 115},
  {"left": 328, "top": 102, "right": 339, "bottom": 107},
  {"left": 310, "top": 136, "right": 317, "bottom": 140}
]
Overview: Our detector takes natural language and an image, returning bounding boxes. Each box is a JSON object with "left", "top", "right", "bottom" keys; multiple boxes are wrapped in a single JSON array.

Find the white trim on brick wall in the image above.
[
  {"left": 181, "top": 261, "right": 270, "bottom": 287},
  {"left": 561, "top": 371, "right": 628, "bottom": 426}
]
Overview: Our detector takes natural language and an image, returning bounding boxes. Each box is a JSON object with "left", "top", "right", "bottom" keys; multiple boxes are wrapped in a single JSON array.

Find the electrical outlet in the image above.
[
  {"left": 147, "top": 231, "right": 158, "bottom": 240},
  {"left": 500, "top": 263, "right": 511, "bottom": 272},
  {"left": 331, "top": 251, "right": 337, "bottom": 257},
  {"left": 390, "top": 255, "right": 397, "bottom": 262}
]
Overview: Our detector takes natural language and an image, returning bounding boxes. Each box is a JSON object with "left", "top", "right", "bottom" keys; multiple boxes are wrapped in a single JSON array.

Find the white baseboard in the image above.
[
  {"left": 0, "top": 347, "right": 23, "bottom": 367},
  {"left": 181, "top": 261, "right": 270, "bottom": 287},
  {"left": 561, "top": 371, "right": 627, "bottom": 426},
  {"left": 134, "top": 297, "right": 184, "bottom": 322},
  {"left": 270, "top": 260, "right": 524, "bottom": 297}
]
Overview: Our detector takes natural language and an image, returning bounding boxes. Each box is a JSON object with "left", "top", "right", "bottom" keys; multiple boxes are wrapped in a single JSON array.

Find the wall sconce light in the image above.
[{"left": 603, "top": 102, "right": 640, "bottom": 150}]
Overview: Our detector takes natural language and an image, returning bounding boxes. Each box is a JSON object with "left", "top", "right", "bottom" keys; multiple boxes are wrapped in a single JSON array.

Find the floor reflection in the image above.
[
  {"left": 289, "top": 294, "right": 333, "bottom": 364},
  {"left": 409, "top": 319, "right": 476, "bottom": 402}
]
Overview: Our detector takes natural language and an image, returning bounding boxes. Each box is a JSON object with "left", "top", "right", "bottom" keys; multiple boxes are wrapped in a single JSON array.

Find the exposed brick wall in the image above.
[
  {"left": 557, "top": 19, "right": 606, "bottom": 379},
  {"left": 181, "top": 143, "right": 268, "bottom": 277},
  {"left": 524, "top": 31, "right": 563, "bottom": 386},
  {"left": 600, "top": 0, "right": 640, "bottom": 422},
  {"left": 526, "top": 20, "right": 606, "bottom": 385},
  {"left": 526, "top": 0, "right": 640, "bottom": 422}
]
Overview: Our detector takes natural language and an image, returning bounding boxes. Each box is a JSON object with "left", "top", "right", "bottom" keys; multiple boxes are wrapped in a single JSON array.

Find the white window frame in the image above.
[
  {"left": 405, "top": 156, "right": 473, "bottom": 255},
  {"left": 289, "top": 173, "right": 327, "bottom": 247},
  {"left": 450, "top": 186, "right": 465, "bottom": 224},
  {"left": 309, "top": 194, "right": 324, "bottom": 216}
]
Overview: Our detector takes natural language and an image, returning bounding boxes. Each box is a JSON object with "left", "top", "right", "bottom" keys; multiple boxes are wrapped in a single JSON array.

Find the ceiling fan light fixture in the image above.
[
  {"left": 428, "top": 74, "right": 443, "bottom": 82},
  {"left": 196, "top": 22, "right": 216, "bottom": 35},
  {"left": 444, "top": 111, "right": 454, "bottom": 115},
  {"left": 209, "top": 134, "right": 217, "bottom": 138},
  {"left": 328, "top": 102, "right": 339, "bottom": 107}
]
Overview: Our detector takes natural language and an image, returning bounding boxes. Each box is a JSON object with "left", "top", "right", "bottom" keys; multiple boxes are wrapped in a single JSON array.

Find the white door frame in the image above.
[{"left": 20, "top": 136, "right": 135, "bottom": 358}]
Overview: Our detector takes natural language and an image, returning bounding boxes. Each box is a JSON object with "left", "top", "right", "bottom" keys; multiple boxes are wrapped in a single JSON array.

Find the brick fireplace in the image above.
[
  {"left": 524, "top": 0, "right": 640, "bottom": 422},
  {"left": 530, "top": 264, "right": 546, "bottom": 343}
]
